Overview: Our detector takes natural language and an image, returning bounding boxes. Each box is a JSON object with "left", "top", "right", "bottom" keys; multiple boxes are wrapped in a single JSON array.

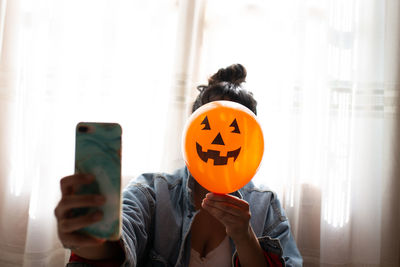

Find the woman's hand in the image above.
[
  {"left": 54, "top": 174, "right": 106, "bottom": 250},
  {"left": 201, "top": 193, "right": 252, "bottom": 243},
  {"left": 202, "top": 193, "right": 268, "bottom": 267}
]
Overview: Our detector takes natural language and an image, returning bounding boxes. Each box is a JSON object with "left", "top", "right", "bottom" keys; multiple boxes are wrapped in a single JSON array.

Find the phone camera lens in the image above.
[{"left": 78, "top": 126, "right": 89, "bottom": 133}]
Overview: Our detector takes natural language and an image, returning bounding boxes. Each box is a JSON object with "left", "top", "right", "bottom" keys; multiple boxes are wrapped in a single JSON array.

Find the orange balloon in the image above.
[{"left": 182, "top": 100, "right": 264, "bottom": 193}]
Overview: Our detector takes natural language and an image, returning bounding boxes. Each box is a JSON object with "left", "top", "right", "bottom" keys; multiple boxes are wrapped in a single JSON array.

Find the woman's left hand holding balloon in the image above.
[
  {"left": 201, "top": 193, "right": 268, "bottom": 267},
  {"left": 201, "top": 193, "right": 252, "bottom": 243}
]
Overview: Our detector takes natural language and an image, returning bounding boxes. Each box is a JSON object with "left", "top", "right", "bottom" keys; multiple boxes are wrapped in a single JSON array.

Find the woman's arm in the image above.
[
  {"left": 231, "top": 226, "right": 270, "bottom": 267},
  {"left": 70, "top": 241, "right": 124, "bottom": 261}
]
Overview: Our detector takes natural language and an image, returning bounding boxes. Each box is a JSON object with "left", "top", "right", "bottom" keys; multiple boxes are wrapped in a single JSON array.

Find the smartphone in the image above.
[{"left": 74, "top": 122, "right": 122, "bottom": 241}]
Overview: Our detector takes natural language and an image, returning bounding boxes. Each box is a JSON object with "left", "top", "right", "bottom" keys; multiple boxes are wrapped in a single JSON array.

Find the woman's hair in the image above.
[{"left": 192, "top": 64, "right": 257, "bottom": 115}]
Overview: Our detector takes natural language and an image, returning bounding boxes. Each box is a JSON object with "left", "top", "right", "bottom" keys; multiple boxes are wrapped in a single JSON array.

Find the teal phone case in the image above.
[{"left": 74, "top": 122, "right": 122, "bottom": 240}]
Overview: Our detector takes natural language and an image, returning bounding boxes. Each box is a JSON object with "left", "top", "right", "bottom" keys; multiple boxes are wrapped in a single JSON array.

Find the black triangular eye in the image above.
[
  {"left": 201, "top": 116, "right": 211, "bottom": 130},
  {"left": 230, "top": 119, "right": 240, "bottom": 133}
]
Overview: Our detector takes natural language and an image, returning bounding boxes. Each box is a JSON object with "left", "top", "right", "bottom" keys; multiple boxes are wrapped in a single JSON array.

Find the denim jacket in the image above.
[{"left": 119, "top": 167, "right": 302, "bottom": 267}]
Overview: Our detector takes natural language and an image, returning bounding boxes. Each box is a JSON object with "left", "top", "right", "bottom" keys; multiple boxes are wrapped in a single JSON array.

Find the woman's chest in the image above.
[{"left": 190, "top": 210, "right": 228, "bottom": 258}]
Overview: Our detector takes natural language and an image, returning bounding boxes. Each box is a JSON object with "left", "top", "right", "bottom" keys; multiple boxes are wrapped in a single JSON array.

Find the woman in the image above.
[{"left": 55, "top": 64, "right": 302, "bottom": 267}]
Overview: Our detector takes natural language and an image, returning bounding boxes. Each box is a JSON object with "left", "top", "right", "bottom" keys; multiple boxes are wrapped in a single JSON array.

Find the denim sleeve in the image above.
[
  {"left": 120, "top": 183, "right": 155, "bottom": 267},
  {"left": 260, "top": 193, "right": 303, "bottom": 267}
]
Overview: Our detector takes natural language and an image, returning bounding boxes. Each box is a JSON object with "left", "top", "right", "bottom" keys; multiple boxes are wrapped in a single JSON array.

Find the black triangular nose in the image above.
[{"left": 212, "top": 133, "right": 225, "bottom": 145}]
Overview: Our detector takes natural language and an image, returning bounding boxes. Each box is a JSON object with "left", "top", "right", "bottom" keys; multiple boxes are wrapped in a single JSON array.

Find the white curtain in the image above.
[
  {"left": 0, "top": 0, "right": 180, "bottom": 266},
  {"left": 0, "top": 0, "right": 399, "bottom": 266},
  {"left": 191, "top": 0, "right": 400, "bottom": 266}
]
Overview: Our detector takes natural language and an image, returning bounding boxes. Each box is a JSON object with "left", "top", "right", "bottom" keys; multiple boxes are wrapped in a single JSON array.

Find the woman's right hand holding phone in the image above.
[{"left": 54, "top": 174, "right": 123, "bottom": 260}]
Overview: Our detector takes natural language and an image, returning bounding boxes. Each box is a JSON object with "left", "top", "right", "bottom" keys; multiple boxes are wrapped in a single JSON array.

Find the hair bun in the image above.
[{"left": 208, "top": 64, "right": 247, "bottom": 86}]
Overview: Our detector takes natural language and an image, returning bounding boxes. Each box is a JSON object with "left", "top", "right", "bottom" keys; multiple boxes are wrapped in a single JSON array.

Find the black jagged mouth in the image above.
[{"left": 196, "top": 142, "right": 241, "bottom": 166}]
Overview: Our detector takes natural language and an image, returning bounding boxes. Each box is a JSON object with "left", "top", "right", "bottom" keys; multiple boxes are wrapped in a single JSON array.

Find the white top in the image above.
[{"left": 189, "top": 236, "right": 232, "bottom": 267}]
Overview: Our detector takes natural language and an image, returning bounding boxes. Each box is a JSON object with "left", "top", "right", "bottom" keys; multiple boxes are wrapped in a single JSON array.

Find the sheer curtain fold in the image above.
[
  {"left": 0, "top": 0, "right": 31, "bottom": 266},
  {"left": 0, "top": 0, "right": 399, "bottom": 266}
]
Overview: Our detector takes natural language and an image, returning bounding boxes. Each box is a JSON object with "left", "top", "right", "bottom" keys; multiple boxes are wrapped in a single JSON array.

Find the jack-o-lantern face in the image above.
[
  {"left": 196, "top": 116, "right": 242, "bottom": 165},
  {"left": 182, "top": 101, "right": 264, "bottom": 193}
]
